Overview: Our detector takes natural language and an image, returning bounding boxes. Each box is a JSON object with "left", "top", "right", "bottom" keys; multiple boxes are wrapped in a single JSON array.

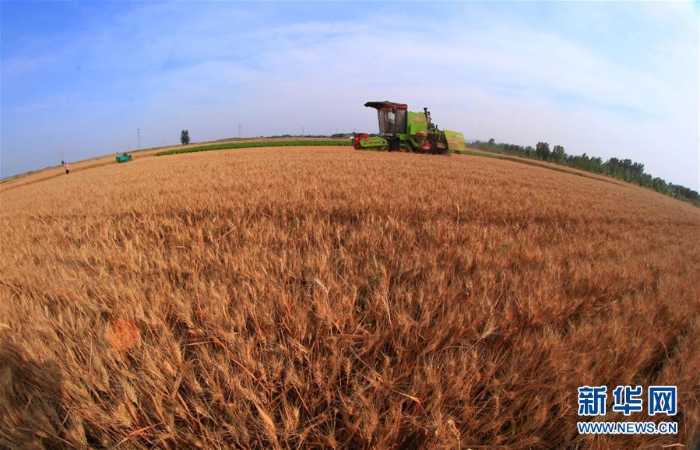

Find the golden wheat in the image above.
[{"left": 1, "top": 146, "right": 698, "bottom": 448}]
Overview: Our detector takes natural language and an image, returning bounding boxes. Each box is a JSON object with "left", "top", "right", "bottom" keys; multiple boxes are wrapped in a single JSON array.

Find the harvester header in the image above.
[{"left": 352, "top": 101, "right": 465, "bottom": 154}]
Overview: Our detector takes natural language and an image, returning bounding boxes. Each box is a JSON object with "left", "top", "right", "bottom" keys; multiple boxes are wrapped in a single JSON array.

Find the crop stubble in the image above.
[{"left": 1, "top": 146, "right": 699, "bottom": 448}]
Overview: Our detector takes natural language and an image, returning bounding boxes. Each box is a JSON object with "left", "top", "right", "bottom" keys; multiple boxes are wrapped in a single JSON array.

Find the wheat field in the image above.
[{"left": 1, "top": 146, "right": 699, "bottom": 448}]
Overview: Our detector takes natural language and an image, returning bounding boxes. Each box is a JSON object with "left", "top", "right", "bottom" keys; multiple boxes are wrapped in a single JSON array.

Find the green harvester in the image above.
[{"left": 352, "top": 101, "right": 465, "bottom": 154}]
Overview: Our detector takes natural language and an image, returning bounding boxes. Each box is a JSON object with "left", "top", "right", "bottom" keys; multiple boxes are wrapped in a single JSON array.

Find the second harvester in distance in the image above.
[{"left": 352, "top": 101, "right": 466, "bottom": 154}]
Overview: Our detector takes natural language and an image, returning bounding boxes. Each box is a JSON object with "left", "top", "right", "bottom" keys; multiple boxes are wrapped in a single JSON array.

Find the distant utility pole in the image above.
[
  {"left": 137, "top": 128, "right": 140, "bottom": 150},
  {"left": 238, "top": 124, "right": 241, "bottom": 139},
  {"left": 302, "top": 126, "right": 304, "bottom": 136}
]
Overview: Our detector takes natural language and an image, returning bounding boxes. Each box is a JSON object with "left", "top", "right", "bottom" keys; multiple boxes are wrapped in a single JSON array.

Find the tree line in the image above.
[{"left": 474, "top": 139, "right": 699, "bottom": 206}]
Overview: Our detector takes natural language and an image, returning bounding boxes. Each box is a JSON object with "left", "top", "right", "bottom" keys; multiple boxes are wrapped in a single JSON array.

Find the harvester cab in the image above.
[
  {"left": 365, "top": 101, "right": 408, "bottom": 137},
  {"left": 352, "top": 101, "right": 465, "bottom": 154}
]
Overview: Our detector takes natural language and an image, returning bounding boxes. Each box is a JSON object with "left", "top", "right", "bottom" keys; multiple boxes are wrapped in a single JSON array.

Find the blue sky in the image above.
[{"left": 2, "top": 1, "right": 698, "bottom": 190}]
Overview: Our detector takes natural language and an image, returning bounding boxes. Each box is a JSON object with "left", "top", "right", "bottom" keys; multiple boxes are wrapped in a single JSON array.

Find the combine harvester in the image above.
[
  {"left": 116, "top": 152, "right": 132, "bottom": 163},
  {"left": 352, "top": 101, "right": 465, "bottom": 154}
]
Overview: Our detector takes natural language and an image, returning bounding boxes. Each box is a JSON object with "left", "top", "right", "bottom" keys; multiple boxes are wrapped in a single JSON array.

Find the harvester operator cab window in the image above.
[
  {"left": 377, "top": 110, "right": 387, "bottom": 135},
  {"left": 395, "top": 108, "right": 407, "bottom": 133},
  {"left": 378, "top": 107, "right": 397, "bottom": 135},
  {"left": 379, "top": 106, "right": 406, "bottom": 135}
]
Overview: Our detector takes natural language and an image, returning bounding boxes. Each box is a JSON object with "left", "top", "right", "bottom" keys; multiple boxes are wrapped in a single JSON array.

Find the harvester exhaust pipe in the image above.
[{"left": 423, "top": 107, "right": 434, "bottom": 130}]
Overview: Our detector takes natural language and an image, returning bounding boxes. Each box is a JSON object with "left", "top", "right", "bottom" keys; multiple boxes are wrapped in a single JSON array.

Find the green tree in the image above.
[
  {"left": 552, "top": 145, "right": 566, "bottom": 164},
  {"left": 181, "top": 129, "right": 190, "bottom": 146},
  {"left": 535, "top": 142, "right": 550, "bottom": 160}
]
